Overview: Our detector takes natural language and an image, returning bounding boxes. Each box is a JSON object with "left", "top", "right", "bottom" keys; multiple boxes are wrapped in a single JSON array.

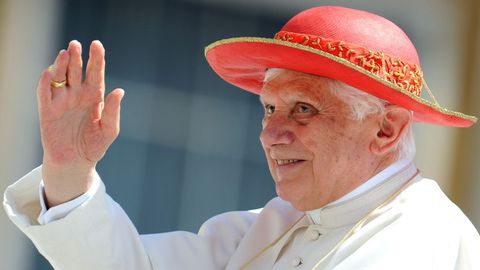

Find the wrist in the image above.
[{"left": 42, "top": 161, "right": 97, "bottom": 207}]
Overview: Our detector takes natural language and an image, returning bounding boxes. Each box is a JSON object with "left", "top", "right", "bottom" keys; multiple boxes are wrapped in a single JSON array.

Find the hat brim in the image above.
[{"left": 205, "top": 37, "right": 477, "bottom": 127}]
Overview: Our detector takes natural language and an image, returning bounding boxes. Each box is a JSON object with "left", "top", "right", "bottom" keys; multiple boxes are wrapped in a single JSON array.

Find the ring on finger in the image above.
[{"left": 50, "top": 79, "right": 67, "bottom": 88}]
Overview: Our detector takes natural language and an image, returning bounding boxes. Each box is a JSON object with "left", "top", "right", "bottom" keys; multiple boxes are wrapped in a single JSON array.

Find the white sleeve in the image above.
[
  {"left": 3, "top": 165, "right": 256, "bottom": 270},
  {"left": 37, "top": 176, "right": 100, "bottom": 225}
]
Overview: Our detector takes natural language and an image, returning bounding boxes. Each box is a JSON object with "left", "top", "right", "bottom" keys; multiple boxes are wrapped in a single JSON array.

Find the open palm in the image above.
[{"left": 38, "top": 40, "right": 124, "bottom": 206}]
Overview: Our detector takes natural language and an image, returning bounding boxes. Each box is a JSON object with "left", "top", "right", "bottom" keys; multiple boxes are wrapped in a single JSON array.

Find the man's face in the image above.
[{"left": 259, "top": 71, "right": 377, "bottom": 211}]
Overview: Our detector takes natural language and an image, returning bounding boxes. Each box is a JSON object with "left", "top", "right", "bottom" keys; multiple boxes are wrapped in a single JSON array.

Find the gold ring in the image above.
[{"left": 50, "top": 79, "right": 67, "bottom": 88}]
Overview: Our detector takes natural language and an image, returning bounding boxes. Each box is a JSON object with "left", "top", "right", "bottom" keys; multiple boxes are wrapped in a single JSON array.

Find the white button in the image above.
[
  {"left": 291, "top": 256, "right": 303, "bottom": 267},
  {"left": 308, "top": 229, "right": 321, "bottom": 241}
]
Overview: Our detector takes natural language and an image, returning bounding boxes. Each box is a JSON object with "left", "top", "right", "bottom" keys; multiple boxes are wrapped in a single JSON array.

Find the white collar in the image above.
[{"left": 307, "top": 158, "right": 413, "bottom": 225}]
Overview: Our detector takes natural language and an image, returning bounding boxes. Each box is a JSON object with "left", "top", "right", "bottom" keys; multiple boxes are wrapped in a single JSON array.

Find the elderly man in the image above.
[{"left": 3, "top": 5, "right": 480, "bottom": 270}]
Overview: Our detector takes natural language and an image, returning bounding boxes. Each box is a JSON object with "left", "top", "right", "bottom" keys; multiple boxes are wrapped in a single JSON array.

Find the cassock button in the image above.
[
  {"left": 308, "top": 229, "right": 321, "bottom": 241},
  {"left": 291, "top": 256, "right": 303, "bottom": 267}
]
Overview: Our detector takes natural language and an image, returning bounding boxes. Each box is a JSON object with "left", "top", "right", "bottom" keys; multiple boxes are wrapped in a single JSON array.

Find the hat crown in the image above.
[{"left": 281, "top": 6, "right": 420, "bottom": 66}]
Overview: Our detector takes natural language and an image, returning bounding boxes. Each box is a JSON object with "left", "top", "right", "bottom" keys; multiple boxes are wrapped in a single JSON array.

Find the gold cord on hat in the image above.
[{"left": 422, "top": 78, "right": 440, "bottom": 106}]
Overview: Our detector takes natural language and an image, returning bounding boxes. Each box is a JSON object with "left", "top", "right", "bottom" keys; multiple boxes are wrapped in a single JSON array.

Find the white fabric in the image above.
[
  {"left": 37, "top": 175, "right": 100, "bottom": 225},
  {"left": 3, "top": 164, "right": 480, "bottom": 270}
]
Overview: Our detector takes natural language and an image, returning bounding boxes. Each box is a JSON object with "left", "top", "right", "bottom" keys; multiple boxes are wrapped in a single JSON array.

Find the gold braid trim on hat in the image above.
[{"left": 274, "top": 31, "right": 424, "bottom": 97}]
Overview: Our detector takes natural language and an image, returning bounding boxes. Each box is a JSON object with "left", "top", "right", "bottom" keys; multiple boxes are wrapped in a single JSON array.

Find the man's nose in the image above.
[{"left": 260, "top": 115, "right": 295, "bottom": 147}]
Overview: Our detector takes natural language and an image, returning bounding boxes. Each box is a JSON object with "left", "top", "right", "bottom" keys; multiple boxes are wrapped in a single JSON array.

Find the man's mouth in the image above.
[{"left": 275, "top": 159, "right": 304, "bottom": 165}]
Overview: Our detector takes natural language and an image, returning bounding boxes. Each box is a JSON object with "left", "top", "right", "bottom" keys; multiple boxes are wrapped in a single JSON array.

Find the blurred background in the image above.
[{"left": 0, "top": 0, "right": 478, "bottom": 269}]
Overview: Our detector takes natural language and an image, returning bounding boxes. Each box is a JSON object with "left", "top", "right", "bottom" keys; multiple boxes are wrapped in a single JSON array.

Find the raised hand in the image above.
[{"left": 38, "top": 40, "right": 124, "bottom": 207}]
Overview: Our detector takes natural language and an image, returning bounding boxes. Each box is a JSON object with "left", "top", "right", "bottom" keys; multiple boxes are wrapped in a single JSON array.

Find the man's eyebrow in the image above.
[{"left": 258, "top": 90, "right": 325, "bottom": 107}]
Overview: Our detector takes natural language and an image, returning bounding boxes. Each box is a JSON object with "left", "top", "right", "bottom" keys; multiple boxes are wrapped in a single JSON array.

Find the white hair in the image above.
[{"left": 263, "top": 68, "right": 416, "bottom": 160}]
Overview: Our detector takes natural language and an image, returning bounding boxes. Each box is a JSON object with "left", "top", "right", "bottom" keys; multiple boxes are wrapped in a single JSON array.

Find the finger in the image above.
[
  {"left": 85, "top": 40, "right": 105, "bottom": 92},
  {"left": 50, "top": 50, "right": 69, "bottom": 98},
  {"left": 67, "top": 40, "right": 83, "bottom": 88},
  {"left": 101, "top": 88, "right": 124, "bottom": 140},
  {"left": 51, "top": 49, "right": 69, "bottom": 83},
  {"left": 37, "top": 68, "right": 54, "bottom": 108}
]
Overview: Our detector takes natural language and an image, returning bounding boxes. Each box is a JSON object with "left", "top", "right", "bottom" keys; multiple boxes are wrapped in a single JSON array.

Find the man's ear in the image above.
[{"left": 370, "top": 105, "right": 412, "bottom": 156}]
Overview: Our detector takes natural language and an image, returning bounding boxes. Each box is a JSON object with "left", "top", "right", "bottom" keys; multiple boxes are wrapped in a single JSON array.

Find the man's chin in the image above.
[
  {"left": 275, "top": 185, "right": 306, "bottom": 210},
  {"left": 278, "top": 196, "right": 312, "bottom": 212},
  {"left": 275, "top": 187, "right": 328, "bottom": 211}
]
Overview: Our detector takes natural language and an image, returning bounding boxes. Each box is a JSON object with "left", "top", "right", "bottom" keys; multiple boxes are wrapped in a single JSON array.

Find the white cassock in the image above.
[{"left": 3, "top": 160, "right": 480, "bottom": 269}]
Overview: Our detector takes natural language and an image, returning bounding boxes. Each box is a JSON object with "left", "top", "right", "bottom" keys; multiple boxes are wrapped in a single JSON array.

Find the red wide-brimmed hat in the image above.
[{"left": 205, "top": 6, "right": 477, "bottom": 127}]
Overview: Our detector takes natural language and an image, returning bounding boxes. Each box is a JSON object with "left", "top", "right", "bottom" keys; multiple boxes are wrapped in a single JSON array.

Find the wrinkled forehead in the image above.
[{"left": 260, "top": 69, "right": 335, "bottom": 103}]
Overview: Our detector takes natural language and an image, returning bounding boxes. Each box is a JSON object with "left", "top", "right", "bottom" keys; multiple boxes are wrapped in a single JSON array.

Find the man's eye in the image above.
[
  {"left": 294, "top": 103, "right": 317, "bottom": 116},
  {"left": 265, "top": 104, "right": 275, "bottom": 114},
  {"left": 296, "top": 103, "right": 312, "bottom": 113},
  {"left": 298, "top": 105, "right": 310, "bottom": 113}
]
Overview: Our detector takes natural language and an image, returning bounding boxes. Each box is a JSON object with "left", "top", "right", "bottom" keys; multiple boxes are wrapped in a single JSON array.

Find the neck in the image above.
[
  {"left": 307, "top": 156, "right": 412, "bottom": 214},
  {"left": 372, "top": 152, "right": 398, "bottom": 176},
  {"left": 323, "top": 153, "right": 399, "bottom": 209}
]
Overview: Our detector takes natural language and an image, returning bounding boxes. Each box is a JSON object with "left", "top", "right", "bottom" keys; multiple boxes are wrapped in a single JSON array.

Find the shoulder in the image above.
[
  {"left": 392, "top": 177, "right": 480, "bottom": 247},
  {"left": 338, "top": 178, "right": 480, "bottom": 269},
  {"left": 399, "top": 178, "right": 472, "bottom": 227}
]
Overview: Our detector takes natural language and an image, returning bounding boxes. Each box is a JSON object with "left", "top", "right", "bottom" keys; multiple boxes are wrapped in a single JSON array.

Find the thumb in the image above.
[{"left": 102, "top": 88, "right": 125, "bottom": 139}]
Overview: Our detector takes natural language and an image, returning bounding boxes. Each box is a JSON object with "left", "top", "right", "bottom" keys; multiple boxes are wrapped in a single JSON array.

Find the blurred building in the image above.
[{"left": 0, "top": 0, "right": 478, "bottom": 269}]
